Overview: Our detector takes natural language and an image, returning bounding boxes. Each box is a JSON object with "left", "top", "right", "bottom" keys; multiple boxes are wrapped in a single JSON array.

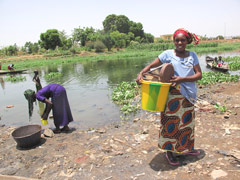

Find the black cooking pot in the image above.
[{"left": 12, "top": 124, "right": 42, "bottom": 148}]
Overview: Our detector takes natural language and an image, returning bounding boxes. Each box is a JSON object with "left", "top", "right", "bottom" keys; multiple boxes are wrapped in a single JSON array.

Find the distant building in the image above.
[{"left": 160, "top": 34, "right": 173, "bottom": 41}]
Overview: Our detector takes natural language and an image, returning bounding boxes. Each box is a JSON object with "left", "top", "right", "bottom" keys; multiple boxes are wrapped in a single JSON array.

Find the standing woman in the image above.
[
  {"left": 32, "top": 70, "right": 42, "bottom": 92},
  {"left": 136, "top": 28, "right": 202, "bottom": 165},
  {"left": 36, "top": 84, "right": 73, "bottom": 133}
]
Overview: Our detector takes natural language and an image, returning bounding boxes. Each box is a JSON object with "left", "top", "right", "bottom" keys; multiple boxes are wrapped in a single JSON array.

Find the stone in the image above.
[
  {"left": 43, "top": 128, "right": 54, "bottom": 137},
  {"left": 210, "top": 169, "right": 227, "bottom": 179}
]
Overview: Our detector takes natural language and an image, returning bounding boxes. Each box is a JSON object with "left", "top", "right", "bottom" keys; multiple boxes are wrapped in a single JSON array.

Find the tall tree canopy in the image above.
[
  {"left": 103, "top": 14, "right": 130, "bottom": 34},
  {"left": 103, "top": 14, "right": 146, "bottom": 39},
  {"left": 39, "top": 29, "right": 62, "bottom": 50}
]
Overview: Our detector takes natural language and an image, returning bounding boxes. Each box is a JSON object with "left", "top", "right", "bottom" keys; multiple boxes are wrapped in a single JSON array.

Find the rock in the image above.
[
  {"left": 43, "top": 128, "right": 54, "bottom": 137},
  {"left": 96, "top": 128, "right": 106, "bottom": 134},
  {"left": 233, "top": 104, "right": 240, "bottom": 108},
  {"left": 133, "top": 118, "right": 140, "bottom": 122},
  {"left": 210, "top": 169, "right": 227, "bottom": 179},
  {"left": 142, "top": 128, "right": 149, "bottom": 134}
]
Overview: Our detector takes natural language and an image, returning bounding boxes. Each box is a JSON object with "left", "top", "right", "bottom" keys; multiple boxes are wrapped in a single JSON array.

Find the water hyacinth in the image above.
[
  {"left": 4, "top": 76, "right": 26, "bottom": 82},
  {"left": 112, "top": 81, "right": 140, "bottom": 114},
  {"left": 197, "top": 72, "right": 239, "bottom": 85},
  {"left": 44, "top": 72, "right": 62, "bottom": 80}
]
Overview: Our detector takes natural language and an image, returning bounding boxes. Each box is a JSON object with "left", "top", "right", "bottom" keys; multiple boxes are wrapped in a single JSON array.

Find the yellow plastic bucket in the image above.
[
  {"left": 141, "top": 80, "right": 171, "bottom": 112},
  {"left": 41, "top": 118, "right": 48, "bottom": 125}
]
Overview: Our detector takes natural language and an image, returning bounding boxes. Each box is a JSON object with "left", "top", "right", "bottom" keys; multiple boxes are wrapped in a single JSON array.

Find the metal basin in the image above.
[{"left": 12, "top": 124, "right": 42, "bottom": 148}]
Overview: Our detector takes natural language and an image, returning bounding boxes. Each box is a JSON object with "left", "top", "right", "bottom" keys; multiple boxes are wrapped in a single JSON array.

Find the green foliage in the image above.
[
  {"left": 24, "top": 42, "right": 39, "bottom": 54},
  {"left": 216, "top": 35, "right": 224, "bottom": 40},
  {"left": 103, "top": 14, "right": 130, "bottom": 33},
  {"left": 101, "top": 33, "right": 114, "bottom": 51},
  {"left": 214, "top": 103, "right": 227, "bottom": 112},
  {"left": 103, "top": 14, "right": 152, "bottom": 43},
  {"left": 144, "top": 33, "right": 154, "bottom": 43},
  {"left": 3, "top": 44, "right": 18, "bottom": 56},
  {"left": 112, "top": 81, "right": 140, "bottom": 114},
  {"left": 86, "top": 41, "right": 95, "bottom": 51},
  {"left": 72, "top": 27, "right": 96, "bottom": 46},
  {"left": 44, "top": 72, "right": 62, "bottom": 79},
  {"left": 5, "top": 75, "right": 26, "bottom": 82},
  {"left": 197, "top": 72, "right": 239, "bottom": 85},
  {"left": 221, "top": 56, "right": 240, "bottom": 71},
  {"left": 229, "top": 61, "right": 240, "bottom": 71},
  {"left": 94, "top": 40, "right": 106, "bottom": 52},
  {"left": 110, "top": 31, "right": 127, "bottom": 48},
  {"left": 129, "top": 21, "right": 144, "bottom": 38},
  {"left": 59, "top": 30, "right": 73, "bottom": 50},
  {"left": 127, "top": 42, "right": 175, "bottom": 51},
  {"left": 40, "top": 29, "right": 62, "bottom": 50}
]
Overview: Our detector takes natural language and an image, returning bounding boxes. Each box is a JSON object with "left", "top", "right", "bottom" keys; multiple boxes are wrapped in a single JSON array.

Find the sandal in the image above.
[
  {"left": 53, "top": 128, "right": 61, "bottom": 134},
  {"left": 183, "top": 150, "right": 201, "bottom": 156},
  {"left": 166, "top": 152, "right": 180, "bottom": 166},
  {"left": 61, "top": 125, "right": 70, "bottom": 132}
]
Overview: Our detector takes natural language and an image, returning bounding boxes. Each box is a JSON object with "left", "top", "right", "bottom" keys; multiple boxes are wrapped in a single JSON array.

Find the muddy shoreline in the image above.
[{"left": 1, "top": 81, "right": 240, "bottom": 180}]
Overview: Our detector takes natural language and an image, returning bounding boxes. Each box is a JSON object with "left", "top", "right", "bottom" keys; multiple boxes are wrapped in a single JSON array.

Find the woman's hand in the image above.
[
  {"left": 45, "top": 98, "right": 53, "bottom": 105},
  {"left": 136, "top": 73, "right": 143, "bottom": 85},
  {"left": 170, "top": 76, "right": 183, "bottom": 86}
]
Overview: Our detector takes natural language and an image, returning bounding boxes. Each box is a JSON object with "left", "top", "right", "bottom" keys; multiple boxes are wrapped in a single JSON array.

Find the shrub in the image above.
[{"left": 94, "top": 40, "right": 106, "bottom": 52}]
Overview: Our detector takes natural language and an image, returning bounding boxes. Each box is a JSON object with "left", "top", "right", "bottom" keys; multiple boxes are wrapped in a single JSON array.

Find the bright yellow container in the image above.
[
  {"left": 41, "top": 118, "right": 48, "bottom": 125},
  {"left": 141, "top": 80, "right": 171, "bottom": 112}
]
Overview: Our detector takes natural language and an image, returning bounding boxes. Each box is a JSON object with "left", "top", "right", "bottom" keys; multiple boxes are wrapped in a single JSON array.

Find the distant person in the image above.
[
  {"left": 32, "top": 70, "right": 42, "bottom": 92},
  {"left": 213, "top": 57, "right": 218, "bottom": 67},
  {"left": 0, "top": 62, "right": 2, "bottom": 70},
  {"left": 8, "top": 64, "right": 14, "bottom": 70},
  {"left": 218, "top": 56, "right": 224, "bottom": 67}
]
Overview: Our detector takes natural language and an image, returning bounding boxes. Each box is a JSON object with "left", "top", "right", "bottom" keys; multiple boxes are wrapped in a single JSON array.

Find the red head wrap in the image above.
[{"left": 173, "top": 28, "right": 200, "bottom": 45}]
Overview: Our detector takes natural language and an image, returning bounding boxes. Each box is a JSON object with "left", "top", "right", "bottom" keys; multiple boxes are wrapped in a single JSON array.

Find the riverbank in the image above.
[{"left": 0, "top": 81, "right": 240, "bottom": 180}]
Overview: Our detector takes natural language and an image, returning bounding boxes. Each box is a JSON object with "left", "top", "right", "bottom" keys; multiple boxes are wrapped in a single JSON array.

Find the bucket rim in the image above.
[{"left": 141, "top": 80, "right": 172, "bottom": 86}]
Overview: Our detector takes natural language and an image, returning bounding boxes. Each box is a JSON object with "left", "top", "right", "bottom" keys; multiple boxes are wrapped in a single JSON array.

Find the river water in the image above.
[{"left": 0, "top": 52, "right": 239, "bottom": 129}]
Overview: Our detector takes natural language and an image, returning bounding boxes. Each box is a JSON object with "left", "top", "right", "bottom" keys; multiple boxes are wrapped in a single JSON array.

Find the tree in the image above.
[
  {"left": 94, "top": 40, "right": 106, "bottom": 52},
  {"left": 144, "top": 33, "right": 154, "bottom": 43},
  {"left": 110, "top": 31, "right": 128, "bottom": 48},
  {"left": 101, "top": 33, "right": 114, "bottom": 51},
  {"left": 39, "top": 29, "right": 62, "bottom": 50},
  {"left": 129, "top": 21, "right": 144, "bottom": 38},
  {"left": 59, "top": 30, "right": 73, "bottom": 50},
  {"left": 24, "top": 42, "right": 39, "bottom": 54},
  {"left": 216, "top": 35, "right": 224, "bottom": 40},
  {"left": 5, "top": 44, "right": 18, "bottom": 56},
  {"left": 72, "top": 27, "right": 96, "bottom": 46},
  {"left": 103, "top": 14, "right": 130, "bottom": 34}
]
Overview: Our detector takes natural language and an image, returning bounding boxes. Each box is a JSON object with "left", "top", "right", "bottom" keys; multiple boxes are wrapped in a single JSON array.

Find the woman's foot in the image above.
[
  {"left": 166, "top": 151, "right": 180, "bottom": 166},
  {"left": 53, "top": 127, "right": 61, "bottom": 134},
  {"left": 61, "top": 125, "right": 70, "bottom": 132},
  {"left": 184, "top": 149, "right": 201, "bottom": 156},
  {"left": 53, "top": 128, "right": 61, "bottom": 134}
]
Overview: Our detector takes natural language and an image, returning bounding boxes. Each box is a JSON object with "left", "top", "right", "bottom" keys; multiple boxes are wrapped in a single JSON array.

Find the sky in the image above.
[{"left": 0, "top": 0, "right": 240, "bottom": 47}]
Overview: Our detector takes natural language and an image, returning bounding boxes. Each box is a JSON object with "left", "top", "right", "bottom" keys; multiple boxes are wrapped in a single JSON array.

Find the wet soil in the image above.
[{"left": 0, "top": 81, "right": 240, "bottom": 180}]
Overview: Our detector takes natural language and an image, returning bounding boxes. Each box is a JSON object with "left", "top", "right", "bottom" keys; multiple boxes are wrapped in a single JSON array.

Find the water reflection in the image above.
[
  {"left": 0, "top": 77, "right": 5, "bottom": 90},
  {"left": 0, "top": 52, "right": 239, "bottom": 129}
]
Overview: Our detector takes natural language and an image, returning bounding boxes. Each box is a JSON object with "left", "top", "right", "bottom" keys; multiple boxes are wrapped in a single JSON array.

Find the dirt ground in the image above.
[{"left": 0, "top": 81, "right": 240, "bottom": 180}]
